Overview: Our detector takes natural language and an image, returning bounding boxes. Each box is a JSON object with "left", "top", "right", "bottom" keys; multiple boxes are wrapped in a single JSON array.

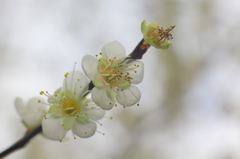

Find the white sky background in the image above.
[{"left": 0, "top": 0, "right": 240, "bottom": 159}]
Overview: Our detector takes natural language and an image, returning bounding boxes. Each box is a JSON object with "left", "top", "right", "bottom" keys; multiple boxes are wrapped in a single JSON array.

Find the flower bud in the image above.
[{"left": 141, "top": 20, "right": 175, "bottom": 50}]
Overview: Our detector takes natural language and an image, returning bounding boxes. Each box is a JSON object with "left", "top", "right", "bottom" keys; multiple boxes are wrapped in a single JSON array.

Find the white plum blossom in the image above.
[
  {"left": 40, "top": 70, "right": 105, "bottom": 142},
  {"left": 15, "top": 97, "right": 47, "bottom": 131},
  {"left": 82, "top": 41, "right": 144, "bottom": 110}
]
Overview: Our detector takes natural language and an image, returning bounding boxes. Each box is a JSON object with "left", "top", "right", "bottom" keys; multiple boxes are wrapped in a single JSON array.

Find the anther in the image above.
[
  {"left": 123, "top": 106, "right": 126, "bottom": 108},
  {"left": 84, "top": 132, "right": 87, "bottom": 134},
  {"left": 78, "top": 79, "right": 80, "bottom": 81},
  {"left": 40, "top": 91, "right": 44, "bottom": 95},
  {"left": 137, "top": 103, "right": 140, "bottom": 106},
  {"left": 80, "top": 86, "right": 82, "bottom": 88},
  {"left": 38, "top": 100, "right": 41, "bottom": 103},
  {"left": 64, "top": 72, "right": 69, "bottom": 77},
  {"left": 59, "top": 139, "right": 62, "bottom": 142},
  {"left": 109, "top": 116, "right": 113, "bottom": 119}
]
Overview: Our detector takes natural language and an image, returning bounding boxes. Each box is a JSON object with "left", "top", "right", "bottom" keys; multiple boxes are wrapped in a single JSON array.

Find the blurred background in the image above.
[{"left": 0, "top": 0, "right": 240, "bottom": 159}]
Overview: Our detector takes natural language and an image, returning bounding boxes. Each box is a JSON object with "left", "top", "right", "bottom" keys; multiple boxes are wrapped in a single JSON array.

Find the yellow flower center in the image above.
[
  {"left": 98, "top": 58, "right": 137, "bottom": 89},
  {"left": 62, "top": 101, "right": 80, "bottom": 116}
]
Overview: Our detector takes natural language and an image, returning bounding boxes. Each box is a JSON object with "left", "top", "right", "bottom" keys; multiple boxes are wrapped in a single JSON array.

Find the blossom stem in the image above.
[
  {"left": 127, "top": 38, "right": 150, "bottom": 60},
  {"left": 0, "top": 125, "right": 42, "bottom": 158}
]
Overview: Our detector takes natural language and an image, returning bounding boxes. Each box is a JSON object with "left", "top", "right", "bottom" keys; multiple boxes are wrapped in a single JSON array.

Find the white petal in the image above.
[
  {"left": 72, "top": 119, "right": 96, "bottom": 138},
  {"left": 101, "top": 41, "right": 126, "bottom": 60},
  {"left": 15, "top": 98, "right": 46, "bottom": 128},
  {"left": 63, "top": 71, "right": 88, "bottom": 96},
  {"left": 42, "top": 116, "right": 66, "bottom": 140},
  {"left": 27, "top": 97, "right": 46, "bottom": 111},
  {"left": 22, "top": 112, "right": 43, "bottom": 128},
  {"left": 126, "top": 60, "right": 144, "bottom": 84},
  {"left": 92, "top": 87, "right": 115, "bottom": 110},
  {"left": 86, "top": 104, "right": 106, "bottom": 120},
  {"left": 82, "top": 55, "right": 98, "bottom": 81},
  {"left": 15, "top": 97, "right": 25, "bottom": 116},
  {"left": 116, "top": 85, "right": 141, "bottom": 106}
]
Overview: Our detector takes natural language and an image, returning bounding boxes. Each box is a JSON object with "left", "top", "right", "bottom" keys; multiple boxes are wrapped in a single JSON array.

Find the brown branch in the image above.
[{"left": 0, "top": 125, "right": 42, "bottom": 158}]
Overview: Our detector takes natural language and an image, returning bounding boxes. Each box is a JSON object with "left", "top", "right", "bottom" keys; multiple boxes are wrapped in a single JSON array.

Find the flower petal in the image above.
[
  {"left": 92, "top": 87, "right": 115, "bottom": 110},
  {"left": 116, "top": 85, "right": 141, "bottom": 106},
  {"left": 15, "top": 98, "right": 46, "bottom": 128},
  {"left": 15, "top": 97, "right": 25, "bottom": 116},
  {"left": 82, "top": 55, "right": 98, "bottom": 81},
  {"left": 22, "top": 113, "right": 43, "bottom": 128},
  {"left": 48, "top": 89, "right": 60, "bottom": 103},
  {"left": 63, "top": 71, "right": 88, "bottom": 96},
  {"left": 141, "top": 20, "right": 147, "bottom": 34},
  {"left": 101, "top": 41, "right": 126, "bottom": 60},
  {"left": 125, "top": 60, "right": 144, "bottom": 84},
  {"left": 42, "top": 116, "right": 66, "bottom": 140},
  {"left": 72, "top": 119, "right": 96, "bottom": 138},
  {"left": 27, "top": 97, "right": 46, "bottom": 111},
  {"left": 85, "top": 103, "right": 106, "bottom": 120}
]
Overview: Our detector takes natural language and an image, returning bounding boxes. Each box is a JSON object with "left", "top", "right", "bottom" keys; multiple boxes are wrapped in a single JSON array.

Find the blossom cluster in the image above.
[{"left": 15, "top": 21, "right": 174, "bottom": 142}]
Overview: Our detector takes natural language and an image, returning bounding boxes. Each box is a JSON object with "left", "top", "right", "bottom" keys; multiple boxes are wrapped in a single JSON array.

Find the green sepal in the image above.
[
  {"left": 156, "top": 40, "right": 172, "bottom": 50},
  {"left": 21, "top": 120, "right": 29, "bottom": 128},
  {"left": 119, "top": 81, "right": 131, "bottom": 89},
  {"left": 107, "top": 88, "right": 117, "bottom": 99},
  {"left": 93, "top": 80, "right": 104, "bottom": 89},
  {"left": 62, "top": 117, "right": 74, "bottom": 130},
  {"left": 49, "top": 105, "right": 58, "bottom": 113}
]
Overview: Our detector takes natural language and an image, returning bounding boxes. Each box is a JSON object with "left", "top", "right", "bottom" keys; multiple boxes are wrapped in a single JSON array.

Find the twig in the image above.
[{"left": 0, "top": 125, "right": 42, "bottom": 158}]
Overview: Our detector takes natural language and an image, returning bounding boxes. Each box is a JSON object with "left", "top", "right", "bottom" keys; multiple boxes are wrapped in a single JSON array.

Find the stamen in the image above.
[
  {"left": 71, "top": 131, "right": 77, "bottom": 139},
  {"left": 71, "top": 63, "right": 77, "bottom": 90},
  {"left": 96, "top": 130, "right": 105, "bottom": 135}
]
